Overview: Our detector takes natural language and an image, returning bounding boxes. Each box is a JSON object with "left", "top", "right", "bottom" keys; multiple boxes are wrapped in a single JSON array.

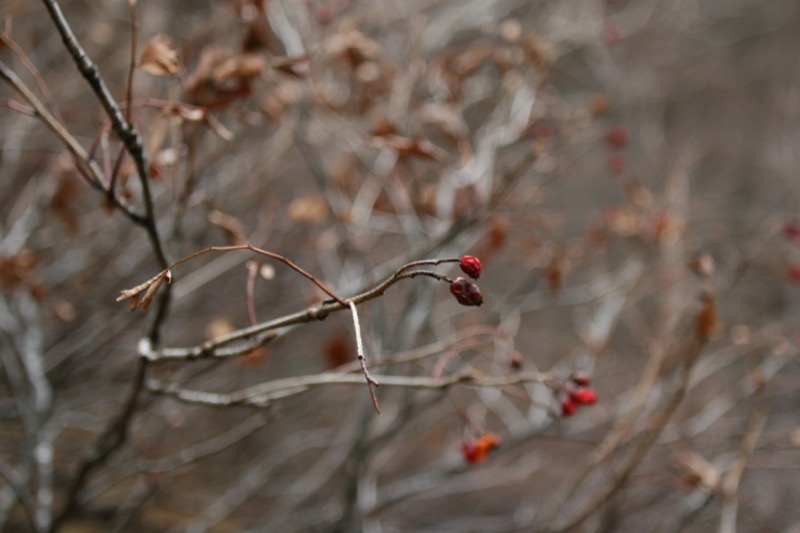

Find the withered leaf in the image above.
[
  {"left": 117, "top": 269, "right": 171, "bottom": 312},
  {"left": 139, "top": 35, "right": 180, "bottom": 76}
]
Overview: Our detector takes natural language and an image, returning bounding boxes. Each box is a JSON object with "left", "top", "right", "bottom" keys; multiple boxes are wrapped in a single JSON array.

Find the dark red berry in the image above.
[
  {"left": 461, "top": 441, "right": 480, "bottom": 463},
  {"left": 449, "top": 277, "right": 484, "bottom": 306},
  {"left": 459, "top": 255, "right": 482, "bottom": 279},
  {"left": 570, "top": 372, "right": 592, "bottom": 387},
  {"left": 784, "top": 219, "right": 800, "bottom": 244},
  {"left": 606, "top": 125, "right": 630, "bottom": 148},
  {"left": 561, "top": 398, "right": 577, "bottom": 416},
  {"left": 569, "top": 387, "right": 598, "bottom": 405}
]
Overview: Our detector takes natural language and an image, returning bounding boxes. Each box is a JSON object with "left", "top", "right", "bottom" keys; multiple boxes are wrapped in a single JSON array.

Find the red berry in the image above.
[
  {"left": 784, "top": 219, "right": 800, "bottom": 244},
  {"left": 459, "top": 255, "right": 482, "bottom": 279},
  {"left": 460, "top": 432, "right": 502, "bottom": 464},
  {"left": 606, "top": 125, "right": 630, "bottom": 148},
  {"left": 569, "top": 387, "right": 598, "bottom": 405},
  {"left": 461, "top": 441, "right": 480, "bottom": 463},
  {"left": 449, "top": 277, "right": 484, "bottom": 306},
  {"left": 570, "top": 372, "right": 592, "bottom": 387},
  {"left": 561, "top": 398, "right": 577, "bottom": 416}
]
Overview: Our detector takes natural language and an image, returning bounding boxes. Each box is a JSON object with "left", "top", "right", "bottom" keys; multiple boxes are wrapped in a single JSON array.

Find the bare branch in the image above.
[
  {"left": 146, "top": 370, "right": 553, "bottom": 408},
  {"left": 40, "top": 0, "right": 168, "bottom": 268}
]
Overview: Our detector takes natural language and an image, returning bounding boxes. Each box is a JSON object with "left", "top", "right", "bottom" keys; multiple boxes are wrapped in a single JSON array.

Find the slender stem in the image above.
[
  {"left": 40, "top": 0, "right": 168, "bottom": 269},
  {"left": 146, "top": 370, "right": 552, "bottom": 407},
  {"left": 140, "top": 268, "right": 449, "bottom": 361},
  {"left": 0, "top": 59, "right": 146, "bottom": 222},
  {"left": 349, "top": 301, "right": 380, "bottom": 413}
]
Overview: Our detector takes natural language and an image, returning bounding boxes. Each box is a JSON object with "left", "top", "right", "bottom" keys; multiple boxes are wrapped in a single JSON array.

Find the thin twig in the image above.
[
  {"left": 0, "top": 27, "right": 64, "bottom": 123},
  {"left": 718, "top": 408, "right": 766, "bottom": 533},
  {"left": 537, "top": 330, "right": 711, "bottom": 532},
  {"left": 349, "top": 301, "right": 380, "bottom": 413},
  {"left": 145, "top": 370, "right": 552, "bottom": 407},
  {"left": 246, "top": 260, "right": 260, "bottom": 326},
  {"left": 135, "top": 262, "right": 451, "bottom": 362},
  {"left": 40, "top": 0, "right": 168, "bottom": 268},
  {"left": 119, "top": 244, "right": 348, "bottom": 309},
  {"left": 0, "top": 56, "right": 146, "bottom": 223}
]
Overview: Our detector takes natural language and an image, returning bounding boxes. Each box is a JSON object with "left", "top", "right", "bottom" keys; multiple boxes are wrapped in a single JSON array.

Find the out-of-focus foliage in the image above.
[{"left": 1, "top": 1, "right": 799, "bottom": 531}]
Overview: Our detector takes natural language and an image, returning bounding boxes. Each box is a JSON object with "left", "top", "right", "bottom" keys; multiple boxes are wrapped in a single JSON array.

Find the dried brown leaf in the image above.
[
  {"left": 138, "top": 275, "right": 164, "bottom": 311},
  {"left": 184, "top": 48, "right": 265, "bottom": 108},
  {"left": 117, "top": 270, "right": 170, "bottom": 311},
  {"left": 139, "top": 35, "right": 180, "bottom": 76}
]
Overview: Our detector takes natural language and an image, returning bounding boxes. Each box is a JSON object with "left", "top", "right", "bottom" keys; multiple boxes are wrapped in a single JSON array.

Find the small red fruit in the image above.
[
  {"left": 461, "top": 441, "right": 480, "bottom": 463},
  {"left": 606, "top": 125, "right": 630, "bottom": 148},
  {"left": 569, "top": 387, "right": 598, "bottom": 405},
  {"left": 784, "top": 219, "right": 800, "bottom": 244},
  {"left": 561, "top": 398, "right": 577, "bottom": 416},
  {"left": 570, "top": 372, "right": 592, "bottom": 387},
  {"left": 461, "top": 432, "right": 502, "bottom": 464},
  {"left": 459, "top": 255, "right": 482, "bottom": 279},
  {"left": 449, "top": 277, "right": 484, "bottom": 306}
]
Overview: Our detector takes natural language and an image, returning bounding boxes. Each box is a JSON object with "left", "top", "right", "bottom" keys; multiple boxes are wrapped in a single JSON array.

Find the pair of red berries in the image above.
[
  {"left": 450, "top": 256, "right": 483, "bottom": 306},
  {"left": 561, "top": 373, "right": 597, "bottom": 416},
  {"left": 461, "top": 432, "right": 502, "bottom": 464}
]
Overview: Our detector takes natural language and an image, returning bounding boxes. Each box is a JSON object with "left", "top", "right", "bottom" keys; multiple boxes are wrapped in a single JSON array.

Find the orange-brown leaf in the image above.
[{"left": 139, "top": 35, "right": 180, "bottom": 76}]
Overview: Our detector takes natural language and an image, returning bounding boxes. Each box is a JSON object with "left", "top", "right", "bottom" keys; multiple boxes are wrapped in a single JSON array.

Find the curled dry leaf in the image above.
[
  {"left": 117, "top": 269, "right": 172, "bottom": 312},
  {"left": 184, "top": 47, "right": 266, "bottom": 108},
  {"left": 139, "top": 35, "right": 180, "bottom": 76}
]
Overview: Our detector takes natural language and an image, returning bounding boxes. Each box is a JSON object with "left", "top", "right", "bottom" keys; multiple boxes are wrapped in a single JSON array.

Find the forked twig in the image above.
[
  {"left": 117, "top": 244, "right": 348, "bottom": 310},
  {"left": 40, "top": 0, "right": 168, "bottom": 268},
  {"left": 349, "top": 301, "right": 380, "bottom": 413},
  {"left": 132, "top": 260, "right": 456, "bottom": 362}
]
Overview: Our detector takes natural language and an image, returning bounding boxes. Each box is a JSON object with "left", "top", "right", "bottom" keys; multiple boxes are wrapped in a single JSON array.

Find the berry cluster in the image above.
[
  {"left": 560, "top": 373, "right": 598, "bottom": 416},
  {"left": 448, "top": 255, "right": 484, "bottom": 306},
  {"left": 461, "top": 432, "right": 502, "bottom": 464}
]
